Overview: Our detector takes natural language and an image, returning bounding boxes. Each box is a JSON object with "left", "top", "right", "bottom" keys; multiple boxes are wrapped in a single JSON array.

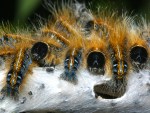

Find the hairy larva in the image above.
[
  {"left": 0, "top": 0, "right": 149, "bottom": 103},
  {"left": 0, "top": 33, "right": 63, "bottom": 99}
]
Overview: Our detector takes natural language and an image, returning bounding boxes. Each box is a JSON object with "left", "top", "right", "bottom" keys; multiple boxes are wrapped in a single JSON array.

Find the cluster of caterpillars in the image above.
[{"left": 0, "top": 1, "right": 149, "bottom": 100}]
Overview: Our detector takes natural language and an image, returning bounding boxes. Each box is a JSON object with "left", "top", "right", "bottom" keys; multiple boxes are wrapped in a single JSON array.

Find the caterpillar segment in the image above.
[
  {"left": 1, "top": 48, "right": 32, "bottom": 99},
  {"left": 54, "top": 20, "right": 73, "bottom": 38},
  {"left": 0, "top": 34, "right": 37, "bottom": 58},
  {"left": 3, "top": 34, "right": 34, "bottom": 42},
  {"left": 0, "top": 46, "right": 16, "bottom": 56},
  {"left": 127, "top": 29, "right": 149, "bottom": 70},
  {"left": 59, "top": 34, "right": 83, "bottom": 84},
  {"left": 67, "top": 1, "right": 114, "bottom": 38},
  {"left": 54, "top": 18, "right": 83, "bottom": 39},
  {"left": 43, "top": 2, "right": 78, "bottom": 39},
  {"left": 41, "top": 29, "right": 70, "bottom": 48},
  {"left": 60, "top": 47, "right": 82, "bottom": 84},
  {"left": 0, "top": 34, "right": 35, "bottom": 47},
  {"left": 45, "top": 3, "right": 91, "bottom": 39},
  {"left": 42, "top": 2, "right": 94, "bottom": 40},
  {"left": 109, "top": 24, "right": 129, "bottom": 80},
  {"left": 0, "top": 40, "right": 32, "bottom": 67}
]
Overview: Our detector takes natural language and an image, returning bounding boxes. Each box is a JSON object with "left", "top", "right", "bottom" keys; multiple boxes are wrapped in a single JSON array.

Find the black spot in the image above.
[
  {"left": 87, "top": 52, "right": 105, "bottom": 69},
  {"left": 130, "top": 46, "right": 148, "bottom": 64},
  {"left": 84, "top": 20, "right": 94, "bottom": 30},
  {"left": 31, "top": 42, "right": 48, "bottom": 61}
]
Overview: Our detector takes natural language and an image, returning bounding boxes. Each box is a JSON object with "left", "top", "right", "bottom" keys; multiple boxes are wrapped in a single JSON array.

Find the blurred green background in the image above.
[{"left": 0, "top": 0, "right": 150, "bottom": 27}]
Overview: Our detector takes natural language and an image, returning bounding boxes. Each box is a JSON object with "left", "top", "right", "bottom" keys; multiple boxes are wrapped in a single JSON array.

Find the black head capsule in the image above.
[
  {"left": 113, "top": 60, "right": 128, "bottom": 79},
  {"left": 130, "top": 46, "right": 148, "bottom": 69},
  {"left": 84, "top": 20, "right": 94, "bottom": 30},
  {"left": 83, "top": 20, "right": 94, "bottom": 35},
  {"left": 87, "top": 51, "right": 105, "bottom": 75},
  {"left": 31, "top": 42, "right": 49, "bottom": 61}
]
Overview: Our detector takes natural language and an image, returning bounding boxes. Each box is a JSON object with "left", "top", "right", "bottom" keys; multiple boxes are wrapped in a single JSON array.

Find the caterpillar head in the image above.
[
  {"left": 31, "top": 42, "right": 49, "bottom": 61},
  {"left": 130, "top": 46, "right": 148, "bottom": 69},
  {"left": 87, "top": 51, "right": 105, "bottom": 75}
]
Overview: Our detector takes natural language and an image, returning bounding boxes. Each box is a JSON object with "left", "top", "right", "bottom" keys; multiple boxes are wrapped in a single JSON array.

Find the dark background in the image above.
[{"left": 0, "top": 0, "right": 149, "bottom": 27}]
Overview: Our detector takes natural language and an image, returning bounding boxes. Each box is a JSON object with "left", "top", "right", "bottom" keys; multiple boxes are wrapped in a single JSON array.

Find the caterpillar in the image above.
[
  {"left": 0, "top": 0, "right": 149, "bottom": 102},
  {"left": 0, "top": 33, "right": 63, "bottom": 99}
]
